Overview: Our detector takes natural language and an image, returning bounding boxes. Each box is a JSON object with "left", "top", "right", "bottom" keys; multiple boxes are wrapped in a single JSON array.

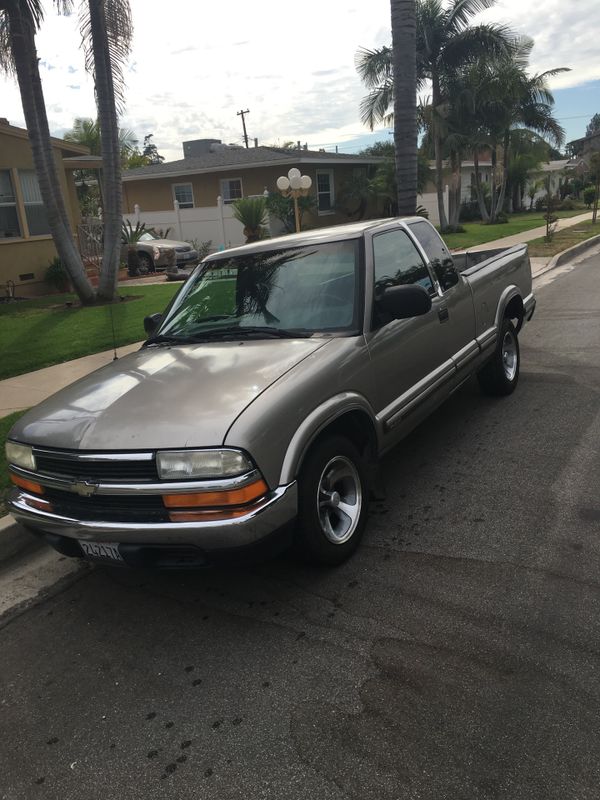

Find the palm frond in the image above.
[
  {"left": 447, "top": 0, "right": 497, "bottom": 32},
  {"left": 355, "top": 46, "right": 392, "bottom": 89},
  {"left": 441, "top": 23, "right": 515, "bottom": 69},
  {"left": 359, "top": 84, "right": 394, "bottom": 130}
]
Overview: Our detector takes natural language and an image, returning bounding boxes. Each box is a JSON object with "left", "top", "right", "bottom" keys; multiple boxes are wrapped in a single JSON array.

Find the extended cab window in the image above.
[
  {"left": 372, "top": 229, "right": 434, "bottom": 328},
  {"left": 409, "top": 220, "right": 459, "bottom": 292}
]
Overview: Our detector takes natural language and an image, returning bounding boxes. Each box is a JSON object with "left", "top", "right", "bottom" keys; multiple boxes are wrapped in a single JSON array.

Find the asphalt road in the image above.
[{"left": 2, "top": 252, "right": 600, "bottom": 800}]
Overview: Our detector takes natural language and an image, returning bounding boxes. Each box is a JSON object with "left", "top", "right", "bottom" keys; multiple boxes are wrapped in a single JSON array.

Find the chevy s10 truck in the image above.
[{"left": 6, "top": 217, "right": 535, "bottom": 567}]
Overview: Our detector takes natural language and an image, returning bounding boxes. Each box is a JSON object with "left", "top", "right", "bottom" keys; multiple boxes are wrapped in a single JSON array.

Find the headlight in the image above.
[
  {"left": 157, "top": 449, "right": 253, "bottom": 480},
  {"left": 5, "top": 441, "right": 36, "bottom": 471}
]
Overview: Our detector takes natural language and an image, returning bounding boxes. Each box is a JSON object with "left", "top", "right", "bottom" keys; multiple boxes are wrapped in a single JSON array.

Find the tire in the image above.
[
  {"left": 295, "top": 435, "right": 369, "bottom": 565},
  {"left": 477, "top": 318, "right": 520, "bottom": 396},
  {"left": 137, "top": 252, "right": 154, "bottom": 275}
]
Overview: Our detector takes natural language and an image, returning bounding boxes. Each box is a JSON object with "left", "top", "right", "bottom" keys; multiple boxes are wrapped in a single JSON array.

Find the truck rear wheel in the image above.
[
  {"left": 477, "top": 318, "right": 520, "bottom": 396},
  {"left": 295, "top": 435, "right": 368, "bottom": 565}
]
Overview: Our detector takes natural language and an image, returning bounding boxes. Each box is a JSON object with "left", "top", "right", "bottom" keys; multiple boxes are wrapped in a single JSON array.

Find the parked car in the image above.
[
  {"left": 120, "top": 230, "right": 198, "bottom": 273},
  {"left": 6, "top": 218, "right": 535, "bottom": 568}
]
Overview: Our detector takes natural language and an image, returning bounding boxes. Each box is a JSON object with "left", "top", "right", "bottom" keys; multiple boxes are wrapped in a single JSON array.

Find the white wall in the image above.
[
  {"left": 418, "top": 189, "right": 448, "bottom": 226},
  {"left": 124, "top": 198, "right": 247, "bottom": 251}
]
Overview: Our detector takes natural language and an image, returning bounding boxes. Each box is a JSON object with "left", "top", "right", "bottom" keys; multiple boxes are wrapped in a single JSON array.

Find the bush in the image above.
[
  {"left": 44, "top": 257, "right": 70, "bottom": 292},
  {"left": 583, "top": 186, "right": 597, "bottom": 208},
  {"left": 534, "top": 196, "right": 547, "bottom": 211},
  {"left": 459, "top": 201, "right": 482, "bottom": 222},
  {"left": 494, "top": 212, "right": 509, "bottom": 224},
  {"left": 559, "top": 198, "right": 576, "bottom": 210}
]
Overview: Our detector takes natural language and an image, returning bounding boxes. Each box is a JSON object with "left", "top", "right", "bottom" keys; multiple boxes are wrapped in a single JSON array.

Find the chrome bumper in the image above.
[{"left": 8, "top": 482, "right": 298, "bottom": 551}]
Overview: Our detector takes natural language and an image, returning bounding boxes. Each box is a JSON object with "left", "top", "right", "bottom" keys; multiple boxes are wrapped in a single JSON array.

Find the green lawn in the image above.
[
  {"left": 527, "top": 220, "right": 600, "bottom": 257},
  {"left": 1, "top": 410, "right": 27, "bottom": 516},
  {"left": 441, "top": 209, "right": 589, "bottom": 251},
  {"left": 0, "top": 283, "right": 180, "bottom": 380}
]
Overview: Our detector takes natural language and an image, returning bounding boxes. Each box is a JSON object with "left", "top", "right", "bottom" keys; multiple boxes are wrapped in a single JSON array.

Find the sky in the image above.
[{"left": 1, "top": 0, "right": 599, "bottom": 161}]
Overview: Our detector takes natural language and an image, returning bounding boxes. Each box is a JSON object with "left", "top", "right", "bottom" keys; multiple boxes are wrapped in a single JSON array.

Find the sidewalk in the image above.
[{"left": 467, "top": 212, "right": 593, "bottom": 253}]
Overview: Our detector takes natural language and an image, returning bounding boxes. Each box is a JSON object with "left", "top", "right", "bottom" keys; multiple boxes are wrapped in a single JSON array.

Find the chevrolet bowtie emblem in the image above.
[{"left": 70, "top": 480, "right": 97, "bottom": 497}]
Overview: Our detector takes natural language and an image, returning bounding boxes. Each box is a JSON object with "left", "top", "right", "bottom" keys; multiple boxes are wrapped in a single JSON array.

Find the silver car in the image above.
[
  {"left": 122, "top": 231, "right": 199, "bottom": 273},
  {"left": 6, "top": 218, "right": 534, "bottom": 568}
]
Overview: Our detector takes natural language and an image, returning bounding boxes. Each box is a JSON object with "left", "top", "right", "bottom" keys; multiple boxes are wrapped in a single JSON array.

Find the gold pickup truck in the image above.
[{"left": 7, "top": 217, "right": 534, "bottom": 568}]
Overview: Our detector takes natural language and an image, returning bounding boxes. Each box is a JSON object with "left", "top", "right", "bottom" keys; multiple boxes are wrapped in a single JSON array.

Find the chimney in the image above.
[
  {"left": 297, "top": 140, "right": 301, "bottom": 150},
  {"left": 182, "top": 138, "right": 221, "bottom": 158},
  {"left": 254, "top": 137, "right": 258, "bottom": 147}
]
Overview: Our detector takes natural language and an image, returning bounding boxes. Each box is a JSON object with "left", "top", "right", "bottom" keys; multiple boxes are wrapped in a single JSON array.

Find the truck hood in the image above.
[{"left": 10, "top": 339, "right": 329, "bottom": 451}]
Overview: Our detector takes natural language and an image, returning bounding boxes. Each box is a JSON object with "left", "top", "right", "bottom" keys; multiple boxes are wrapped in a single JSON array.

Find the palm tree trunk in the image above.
[
  {"left": 473, "top": 150, "right": 489, "bottom": 222},
  {"left": 448, "top": 150, "right": 462, "bottom": 230},
  {"left": 495, "top": 129, "right": 510, "bottom": 216},
  {"left": 390, "top": 0, "right": 417, "bottom": 216},
  {"left": 432, "top": 73, "right": 449, "bottom": 231},
  {"left": 88, "top": 0, "right": 122, "bottom": 302},
  {"left": 6, "top": 0, "right": 95, "bottom": 304},
  {"left": 489, "top": 145, "right": 498, "bottom": 223}
]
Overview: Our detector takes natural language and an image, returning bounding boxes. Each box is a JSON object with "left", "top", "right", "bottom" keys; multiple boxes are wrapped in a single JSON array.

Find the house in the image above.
[
  {"left": 121, "top": 139, "right": 384, "bottom": 248},
  {"left": 0, "top": 118, "right": 97, "bottom": 297},
  {"left": 569, "top": 130, "right": 600, "bottom": 166}
]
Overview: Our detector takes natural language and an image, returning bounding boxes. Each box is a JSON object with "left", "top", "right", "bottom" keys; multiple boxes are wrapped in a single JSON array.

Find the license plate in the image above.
[{"left": 80, "top": 541, "right": 124, "bottom": 563}]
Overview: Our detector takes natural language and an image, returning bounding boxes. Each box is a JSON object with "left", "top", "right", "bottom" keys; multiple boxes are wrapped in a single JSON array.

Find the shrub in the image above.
[
  {"left": 415, "top": 205, "right": 429, "bottom": 219},
  {"left": 45, "top": 257, "right": 70, "bottom": 292},
  {"left": 583, "top": 186, "right": 597, "bottom": 208},
  {"left": 559, "top": 198, "right": 576, "bottom": 211},
  {"left": 495, "top": 212, "right": 509, "bottom": 224},
  {"left": 459, "top": 201, "right": 481, "bottom": 222},
  {"left": 534, "top": 196, "right": 547, "bottom": 211}
]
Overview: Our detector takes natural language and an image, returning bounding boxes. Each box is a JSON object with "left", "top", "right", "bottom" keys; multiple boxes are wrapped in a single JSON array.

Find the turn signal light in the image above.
[
  {"left": 168, "top": 507, "right": 253, "bottom": 523},
  {"left": 163, "top": 479, "right": 268, "bottom": 509},
  {"left": 10, "top": 473, "right": 44, "bottom": 495}
]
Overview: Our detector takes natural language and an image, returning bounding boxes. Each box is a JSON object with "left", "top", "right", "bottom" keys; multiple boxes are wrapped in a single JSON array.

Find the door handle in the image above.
[{"left": 438, "top": 306, "right": 449, "bottom": 323}]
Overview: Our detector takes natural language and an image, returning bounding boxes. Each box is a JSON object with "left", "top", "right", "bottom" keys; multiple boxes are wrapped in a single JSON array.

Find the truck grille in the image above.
[
  {"left": 45, "top": 488, "right": 169, "bottom": 523},
  {"left": 34, "top": 451, "right": 158, "bottom": 482}
]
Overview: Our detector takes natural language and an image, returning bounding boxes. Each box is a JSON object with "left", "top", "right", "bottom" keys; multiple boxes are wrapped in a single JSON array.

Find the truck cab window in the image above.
[
  {"left": 372, "top": 229, "right": 435, "bottom": 327},
  {"left": 409, "top": 220, "right": 459, "bottom": 292}
]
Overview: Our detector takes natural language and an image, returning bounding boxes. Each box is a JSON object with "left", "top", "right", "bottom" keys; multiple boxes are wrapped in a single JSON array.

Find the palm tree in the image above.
[
  {"left": 80, "top": 0, "right": 133, "bottom": 301},
  {"left": 0, "top": 0, "right": 95, "bottom": 304},
  {"left": 64, "top": 117, "right": 138, "bottom": 162},
  {"left": 232, "top": 197, "right": 268, "bottom": 242},
  {"left": 390, "top": 0, "right": 418, "bottom": 215},
  {"left": 356, "top": 0, "right": 515, "bottom": 230}
]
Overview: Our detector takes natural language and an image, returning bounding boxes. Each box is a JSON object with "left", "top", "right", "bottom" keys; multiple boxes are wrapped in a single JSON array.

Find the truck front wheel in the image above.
[
  {"left": 295, "top": 435, "right": 369, "bottom": 565},
  {"left": 477, "top": 318, "right": 520, "bottom": 396}
]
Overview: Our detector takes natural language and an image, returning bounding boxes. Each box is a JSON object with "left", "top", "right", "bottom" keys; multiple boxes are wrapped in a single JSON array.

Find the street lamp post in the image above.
[{"left": 276, "top": 168, "right": 312, "bottom": 233}]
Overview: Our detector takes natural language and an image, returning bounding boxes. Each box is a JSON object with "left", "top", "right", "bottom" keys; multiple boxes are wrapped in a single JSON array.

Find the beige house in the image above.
[
  {"left": 0, "top": 118, "right": 94, "bottom": 297},
  {"left": 122, "top": 139, "right": 383, "bottom": 246}
]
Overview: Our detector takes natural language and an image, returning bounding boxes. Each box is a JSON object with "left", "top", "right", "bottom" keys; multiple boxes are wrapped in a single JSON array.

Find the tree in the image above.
[
  {"left": 0, "top": 0, "right": 95, "bottom": 304},
  {"left": 357, "top": 0, "right": 515, "bottom": 230},
  {"left": 63, "top": 117, "right": 137, "bottom": 160},
  {"left": 142, "top": 134, "right": 164, "bottom": 164},
  {"left": 80, "top": 0, "right": 133, "bottom": 302},
  {"left": 585, "top": 113, "right": 600, "bottom": 138},
  {"left": 231, "top": 197, "right": 268, "bottom": 242},
  {"left": 390, "top": 0, "right": 417, "bottom": 215}
]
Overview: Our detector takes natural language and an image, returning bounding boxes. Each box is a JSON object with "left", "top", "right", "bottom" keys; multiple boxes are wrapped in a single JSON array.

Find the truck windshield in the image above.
[{"left": 155, "top": 240, "right": 360, "bottom": 339}]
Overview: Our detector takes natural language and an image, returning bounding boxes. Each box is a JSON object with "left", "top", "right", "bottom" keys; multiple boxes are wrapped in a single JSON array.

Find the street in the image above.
[{"left": 1, "top": 251, "right": 600, "bottom": 800}]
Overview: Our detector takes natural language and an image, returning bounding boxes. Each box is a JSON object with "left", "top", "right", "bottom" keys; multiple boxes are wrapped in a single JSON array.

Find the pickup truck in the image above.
[{"left": 6, "top": 217, "right": 535, "bottom": 568}]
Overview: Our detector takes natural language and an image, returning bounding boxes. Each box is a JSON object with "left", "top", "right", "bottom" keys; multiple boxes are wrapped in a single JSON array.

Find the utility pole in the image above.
[{"left": 237, "top": 109, "right": 250, "bottom": 148}]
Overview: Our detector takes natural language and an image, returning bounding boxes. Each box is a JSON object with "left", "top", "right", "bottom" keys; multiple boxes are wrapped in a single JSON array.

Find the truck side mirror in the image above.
[
  {"left": 143, "top": 312, "right": 162, "bottom": 336},
  {"left": 378, "top": 284, "right": 432, "bottom": 320}
]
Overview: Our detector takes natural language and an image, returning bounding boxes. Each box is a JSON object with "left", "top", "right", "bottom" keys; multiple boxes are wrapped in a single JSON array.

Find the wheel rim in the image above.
[
  {"left": 316, "top": 456, "right": 362, "bottom": 545},
  {"left": 502, "top": 330, "right": 518, "bottom": 381}
]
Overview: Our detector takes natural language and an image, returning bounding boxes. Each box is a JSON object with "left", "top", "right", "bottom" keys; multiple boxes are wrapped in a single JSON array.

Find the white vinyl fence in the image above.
[{"left": 123, "top": 197, "right": 248, "bottom": 252}]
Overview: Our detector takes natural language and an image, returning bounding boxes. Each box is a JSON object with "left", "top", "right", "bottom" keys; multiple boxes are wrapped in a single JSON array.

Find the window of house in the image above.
[
  {"left": 220, "top": 178, "right": 243, "bottom": 204},
  {"left": 316, "top": 170, "right": 334, "bottom": 213},
  {"left": 172, "top": 183, "right": 194, "bottom": 209},
  {"left": 0, "top": 170, "right": 21, "bottom": 239},
  {"left": 18, "top": 170, "right": 50, "bottom": 236}
]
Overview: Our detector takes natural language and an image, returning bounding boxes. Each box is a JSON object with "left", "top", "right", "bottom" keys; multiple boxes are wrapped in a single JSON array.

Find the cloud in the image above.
[{"left": 1, "top": 0, "right": 597, "bottom": 161}]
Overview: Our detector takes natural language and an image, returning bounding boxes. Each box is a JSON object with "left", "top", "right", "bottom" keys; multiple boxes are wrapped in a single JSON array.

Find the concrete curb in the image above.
[
  {"left": 0, "top": 514, "right": 38, "bottom": 565},
  {"left": 534, "top": 233, "right": 600, "bottom": 279}
]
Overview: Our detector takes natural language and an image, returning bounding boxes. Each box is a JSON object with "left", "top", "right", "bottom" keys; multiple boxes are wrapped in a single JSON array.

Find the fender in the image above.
[
  {"left": 494, "top": 284, "right": 523, "bottom": 330},
  {"left": 279, "top": 392, "right": 381, "bottom": 485}
]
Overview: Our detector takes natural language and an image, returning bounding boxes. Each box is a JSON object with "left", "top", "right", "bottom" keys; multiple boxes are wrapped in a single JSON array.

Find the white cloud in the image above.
[{"left": 1, "top": 0, "right": 596, "bottom": 160}]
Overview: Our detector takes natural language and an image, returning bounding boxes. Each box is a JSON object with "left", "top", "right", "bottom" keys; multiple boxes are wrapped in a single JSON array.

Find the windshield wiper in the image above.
[
  {"left": 144, "top": 327, "right": 311, "bottom": 346},
  {"left": 196, "top": 326, "right": 312, "bottom": 339}
]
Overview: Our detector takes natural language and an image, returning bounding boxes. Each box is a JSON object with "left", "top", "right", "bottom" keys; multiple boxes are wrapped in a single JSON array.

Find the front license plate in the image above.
[{"left": 80, "top": 541, "right": 124, "bottom": 563}]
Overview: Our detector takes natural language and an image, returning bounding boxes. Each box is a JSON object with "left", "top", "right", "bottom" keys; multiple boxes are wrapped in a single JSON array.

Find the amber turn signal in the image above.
[
  {"left": 10, "top": 473, "right": 44, "bottom": 495},
  {"left": 163, "top": 478, "right": 268, "bottom": 509}
]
